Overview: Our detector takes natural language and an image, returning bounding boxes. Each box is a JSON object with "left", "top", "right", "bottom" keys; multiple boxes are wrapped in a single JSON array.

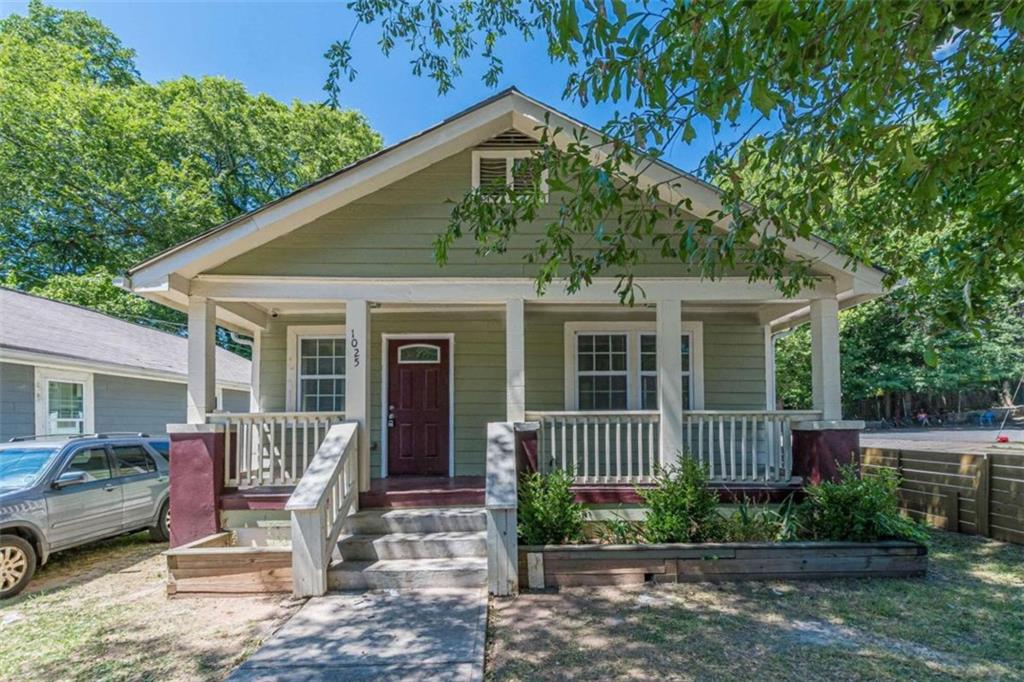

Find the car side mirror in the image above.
[{"left": 52, "top": 471, "right": 88, "bottom": 489}]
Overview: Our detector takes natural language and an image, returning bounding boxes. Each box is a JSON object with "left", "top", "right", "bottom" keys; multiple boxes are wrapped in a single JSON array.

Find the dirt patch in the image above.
[
  {"left": 487, "top": 531, "right": 1024, "bottom": 680},
  {"left": 0, "top": 533, "right": 301, "bottom": 681}
]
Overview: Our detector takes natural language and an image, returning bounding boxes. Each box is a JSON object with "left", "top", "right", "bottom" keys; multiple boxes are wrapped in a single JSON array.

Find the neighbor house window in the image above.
[
  {"left": 297, "top": 337, "right": 345, "bottom": 411},
  {"left": 566, "top": 323, "right": 703, "bottom": 411},
  {"left": 35, "top": 368, "right": 94, "bottom": 436}
]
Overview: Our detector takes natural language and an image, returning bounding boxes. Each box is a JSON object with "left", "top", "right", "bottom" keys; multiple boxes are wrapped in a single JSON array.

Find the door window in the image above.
[
  {"left": 111, "top": 445, "right": 157, "bottom": 476},
  {"left": 65, "top": 448, "right": 112, "bottom": 482}
]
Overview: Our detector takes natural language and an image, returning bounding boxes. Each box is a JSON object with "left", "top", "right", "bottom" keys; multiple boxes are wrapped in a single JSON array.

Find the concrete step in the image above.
[
  {"left": 327, "top": 557, "right": 487, "bottom": 591},
  {"left": 337, "top": 531, "right": 487, "bottom": 561},
  {"left": 346, "top": 507, "right": 486, "bottom": 535}
]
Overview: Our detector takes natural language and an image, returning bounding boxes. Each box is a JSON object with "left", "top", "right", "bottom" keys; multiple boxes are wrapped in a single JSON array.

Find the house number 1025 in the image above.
[{"left": 350, "top": 330, "right": 360, "bottom": 367}]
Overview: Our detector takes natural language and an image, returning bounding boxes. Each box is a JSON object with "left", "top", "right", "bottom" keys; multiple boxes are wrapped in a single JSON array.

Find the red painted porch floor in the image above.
[{"left": 220, "top": 477, "right": 801, "bottom": 511}]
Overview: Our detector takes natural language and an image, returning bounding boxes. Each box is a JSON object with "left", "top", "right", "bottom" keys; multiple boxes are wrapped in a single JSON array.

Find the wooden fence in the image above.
[{"left": 861, "top": 446, "right": 1024, "bottom": 545}]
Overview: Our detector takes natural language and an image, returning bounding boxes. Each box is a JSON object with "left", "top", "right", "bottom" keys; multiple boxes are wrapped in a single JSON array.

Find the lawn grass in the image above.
[
  {"left": 0, "top": 532, "right": 300, "bottom": 681},
  {"left": 487, "top": 530, "right": 1024, "bottom": 680}
]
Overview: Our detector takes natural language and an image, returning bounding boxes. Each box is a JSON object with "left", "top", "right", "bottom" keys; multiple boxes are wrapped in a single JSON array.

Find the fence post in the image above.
[
  {"left": 486, "top": 422, "right": 521, "bottom": 596},
  {"left": 973, "top": 454, "right": 991, "bottom": 538},
  {"left": 290, "top": 508, "right": 327, "bottom": 597}
]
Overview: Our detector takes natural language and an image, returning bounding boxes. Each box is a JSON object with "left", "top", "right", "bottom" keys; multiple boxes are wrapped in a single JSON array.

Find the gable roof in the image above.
[
  {"left": 122, "top": 87, "right": 886, "bottom": 325},
  {"left": 0, "top": 287, "right": 250, "bottom": 388}
]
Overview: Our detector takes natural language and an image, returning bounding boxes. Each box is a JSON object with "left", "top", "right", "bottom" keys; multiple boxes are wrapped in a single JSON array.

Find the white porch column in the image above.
[
  {"left": 346, "top": 299, "right": 372, "bottom": 491},
  {"left": 186, "top": 295, "right": 217, "bottom": 424},
  {"left": 505, "top": 298, "right": 526, "bottom": 423},
  {"left": 810, "top": 297, "right": 842, "bottom": 420},
  {"left": 249, "top": 329, "right": 262, "bottom": 412},
  {"left": 656, "top": 299, "right": 683, "bottom": 465}
]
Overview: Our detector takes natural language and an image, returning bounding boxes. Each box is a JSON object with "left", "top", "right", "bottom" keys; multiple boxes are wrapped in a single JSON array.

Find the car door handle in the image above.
[
  {"left": 103, "top": 484, "right": 116, "bottom": 492},
  {"left": 157, "top": 476, "right": 168, "bottom": 483}
]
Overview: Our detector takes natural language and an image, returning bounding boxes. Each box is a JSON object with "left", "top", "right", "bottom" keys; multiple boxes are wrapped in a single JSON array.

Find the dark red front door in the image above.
[{"left": 387, "top": 339, "right": 450, "bottom": 476}]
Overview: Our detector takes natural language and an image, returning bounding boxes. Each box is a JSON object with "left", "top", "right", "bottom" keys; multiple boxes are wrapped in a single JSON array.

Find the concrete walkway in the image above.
[{"left": 228, "top": 588, "right": 487, "bottom": 681}]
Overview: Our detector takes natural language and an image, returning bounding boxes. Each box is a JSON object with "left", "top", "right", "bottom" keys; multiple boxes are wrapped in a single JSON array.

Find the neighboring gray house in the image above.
[{"left": 0, "top": 287, "right": 251, "bottom": 441}]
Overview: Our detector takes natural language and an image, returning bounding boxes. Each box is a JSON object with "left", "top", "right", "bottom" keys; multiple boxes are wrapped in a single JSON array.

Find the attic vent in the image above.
[
  {"left": 476, "top": 129, "right": 538, "bottom": 149},
  {"left": 471, "top": 150, "right": 549, "bottom": 200},
  {"left": 477, "top": 156, "right": 509, "bottom": 195}
]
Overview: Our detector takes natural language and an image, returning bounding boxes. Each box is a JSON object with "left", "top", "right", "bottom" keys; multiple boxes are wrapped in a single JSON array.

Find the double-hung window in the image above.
[
  {"left": 288, "top": 326, "right": 346, "bottom": 412},
  {"left": 567, "top": 323, "right": 702, "bottom": 411},
  {"left": 35, "top": 368, "right": 94, "bottom": 435}
]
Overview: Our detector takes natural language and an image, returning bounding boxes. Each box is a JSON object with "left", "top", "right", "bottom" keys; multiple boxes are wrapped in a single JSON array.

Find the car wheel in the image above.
[
  {"left": 0, "top": 535, "right": 37, "bottom": 599},
  {"left": 149, "top": 500, "right": 170, "bottom": 542}
]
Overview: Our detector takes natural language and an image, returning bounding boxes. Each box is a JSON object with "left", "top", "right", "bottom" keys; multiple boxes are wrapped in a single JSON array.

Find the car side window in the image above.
[
  {"left": 111, "top": 445, "right": 157, "bottom": 476},
  {"left": 65, "top": 448, "right": 112, "bottom": 482}
]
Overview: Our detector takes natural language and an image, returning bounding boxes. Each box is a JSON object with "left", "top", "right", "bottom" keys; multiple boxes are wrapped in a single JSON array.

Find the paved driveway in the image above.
[{"left": 862, "top": 427, "right": 1024, "bottom": 454}]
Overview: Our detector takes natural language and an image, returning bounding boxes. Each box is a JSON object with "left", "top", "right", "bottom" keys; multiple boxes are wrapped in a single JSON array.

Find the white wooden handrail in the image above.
[
  {"left": 285, "top": 421, "right": 359, "bottom": 597},
  {"left": 209, "top": 411, "right": 345, "bottom": 487}
]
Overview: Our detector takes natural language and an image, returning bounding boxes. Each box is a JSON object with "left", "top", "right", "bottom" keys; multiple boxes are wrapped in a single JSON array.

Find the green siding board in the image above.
[
  {"left": 257, "top": 309, "right": 767, "bottom": 478},
  {"left": 209, "top": 150, "right": 755, "bottom": 279}
]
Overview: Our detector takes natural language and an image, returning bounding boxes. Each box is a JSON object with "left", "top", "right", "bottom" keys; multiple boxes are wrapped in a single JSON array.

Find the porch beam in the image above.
[
  {"left": 186, "top": 295, "right": 217, "bottom": 423},
  {"left": 190, "top": 275, "right": 836, "bottom": 305},
  {"left": 505, "top": 298, "right": 526, "bottom": 422},
  {"left": 809, "top": 297, "right": 842, "bottom": 420},
  {"left": 656, "top": 300, "right": 684, "bottom": 466},
  {"left": 346, "top": 299, "right": 372, "bottom": 492}
]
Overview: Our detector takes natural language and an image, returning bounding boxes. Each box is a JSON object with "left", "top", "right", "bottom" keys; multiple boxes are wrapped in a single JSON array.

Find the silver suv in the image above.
[{"left": 0, "top": 433, "right": 170, "bottom": 598}]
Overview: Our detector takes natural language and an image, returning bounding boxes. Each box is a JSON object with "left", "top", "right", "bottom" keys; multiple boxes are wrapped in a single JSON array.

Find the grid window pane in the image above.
[
  {"left": 578, "top": 375, "right": 628, "bottom": 410},
  {"left": 641, "top": 375, "right": 658, "bottom": 410},
  {"left": 576, "top": 334, "right": 629, "bottom": 411},
  {"left": 298, "top": 336, "right": 345, "bottom": 412}
]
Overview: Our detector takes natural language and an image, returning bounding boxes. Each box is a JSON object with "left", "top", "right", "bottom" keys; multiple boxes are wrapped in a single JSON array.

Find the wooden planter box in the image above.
[
  {"left": 164, "top": 532, "right": 292, "bottom": 595},
  {"left": 518, "top": 540, "right": 927, "bottom": 589}
]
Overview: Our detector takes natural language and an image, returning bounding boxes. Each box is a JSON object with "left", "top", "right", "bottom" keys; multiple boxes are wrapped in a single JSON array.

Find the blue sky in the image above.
[{"left": 1, "top": 1, "right": 742, "bottom": 172}]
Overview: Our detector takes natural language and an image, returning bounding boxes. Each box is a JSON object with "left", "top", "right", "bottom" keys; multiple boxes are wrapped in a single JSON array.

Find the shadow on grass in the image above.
[{"left": 488, "top": 531, "right": 1024, "bottom": 681}]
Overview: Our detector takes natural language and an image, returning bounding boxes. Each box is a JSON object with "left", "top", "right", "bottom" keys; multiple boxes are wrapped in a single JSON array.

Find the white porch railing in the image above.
[
  {"left": 525, "top": 411, "right": 661, "bottom": 484},
  {"left": 683, "top": 410, "right": 822, "bottom": 483},
  {"left": 286, "top": 421, "right": 359, "bottom": 597},
  {"left": 525, "top": 410, "right": 821, "bottom": 485},
  {"left": 208, "top": 411, "right": 346, "bottom": 487}
]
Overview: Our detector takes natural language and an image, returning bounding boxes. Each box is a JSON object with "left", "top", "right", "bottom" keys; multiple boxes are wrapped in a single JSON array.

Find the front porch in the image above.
[
  {"left": 167, "top": 288, "right": 861, "bottom": 597},
  {"left": 178, "top": 285, "right": 852, "bottom": 492}
]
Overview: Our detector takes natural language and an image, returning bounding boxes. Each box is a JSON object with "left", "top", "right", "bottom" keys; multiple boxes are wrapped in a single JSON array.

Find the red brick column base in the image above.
[
  {"left": 792, "top": 420, "right": 864, "bottom": 485},
  {"left": 167, "top": 424, "right": 225, "bottom": 548}
]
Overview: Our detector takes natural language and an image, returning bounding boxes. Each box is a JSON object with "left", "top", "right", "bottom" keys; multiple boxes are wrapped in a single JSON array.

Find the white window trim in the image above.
[
  {"left": 563, "top": 321, "right": 704, "bottom": 410},
  {"left": 285, "top": 324, "right": 346, "bottom": 411},
  {"left": 471, "top": 149, "right": 549, "bottom": 199},
  {"left": 380, "top": 333, "right": 456, "bottom": 479},
  {"left": 34, "top": 367, "right": 94, "bottom": 436}
]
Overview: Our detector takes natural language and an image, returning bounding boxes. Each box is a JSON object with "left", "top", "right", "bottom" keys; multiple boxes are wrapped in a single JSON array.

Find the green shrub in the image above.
[
  {"left": 801, "top": 465, "right": 929, "bottom": 544},
  {"left": 639, "top": 458, "right": 721, "bottom": 543},
  {"left": 518, "top": 469, "right": 586, "bottom": 545},
  {"left": 595, "top": 513, "right": 645, "bottom": 545},
  {"left": 720, "top": 495, "right": 801, "bottom": 542}
]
